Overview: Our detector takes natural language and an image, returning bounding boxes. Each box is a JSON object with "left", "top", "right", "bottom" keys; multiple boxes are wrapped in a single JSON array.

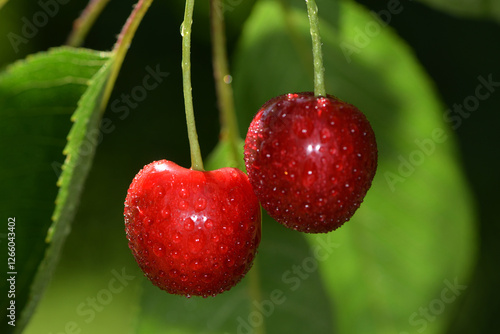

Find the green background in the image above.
[{"left": 0, "top": 0, "right": 498, "bottom": 333}]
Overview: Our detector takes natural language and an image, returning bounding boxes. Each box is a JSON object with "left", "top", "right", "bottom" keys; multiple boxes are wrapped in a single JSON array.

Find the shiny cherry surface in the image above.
[
  {"left": 244, "top": 92, "right": 377, "bottom": 233},
  {"left": 124, "top": 160, "right": 261, "bottom": 297}
]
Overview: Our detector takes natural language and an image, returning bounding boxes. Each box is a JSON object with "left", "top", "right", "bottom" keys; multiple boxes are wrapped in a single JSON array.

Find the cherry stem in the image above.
[
  {"left": 209, "top": 0, "right": 241, "bottom": 168},
  {"left": 181, "top": 0, "right": 204, "bottom": 171},
  {"left": 101, "top": 0, "right": 154, "bottom": 114},
  {"left": 306, "top": 0, "right": 326, "bottom": 97},
  {"left": 66, "top": 0, "right": 111, "bottom": 47}
]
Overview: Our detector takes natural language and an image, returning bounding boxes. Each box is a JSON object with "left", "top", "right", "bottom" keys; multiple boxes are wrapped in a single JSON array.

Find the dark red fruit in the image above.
[
  {"left": 244, "top": 92, "right": 377, "bottom": 233},
  {"left": 124, "top": 160, "right": 261, "bottom": 297}
]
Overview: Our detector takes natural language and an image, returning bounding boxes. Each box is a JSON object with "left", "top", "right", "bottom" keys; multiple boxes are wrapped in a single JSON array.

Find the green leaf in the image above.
[
  {"left": 133, "top": 141, "right": 335, "bottom": 333},
  {"left": 205, "top": 138, "right": 245, "bottom": 170},
  {"left": 415, "top": 0, "right": 500, "bottom": 22},
  {"left": 0, "top": 0, "right": 8, "bottom": 11},
  {"left": 0, "top": 47, "right": 113, "bottom": 334},
  {"left": 232, "top": 1, "right": 477, "bottom": 334}
]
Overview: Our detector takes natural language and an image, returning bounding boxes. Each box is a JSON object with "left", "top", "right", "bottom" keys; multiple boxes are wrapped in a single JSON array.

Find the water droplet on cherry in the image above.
[
  {"left": 195, "top": 197, "right": 207, "bottom": 211},
  {"left": 184, "top": 218, "right": 194, "bottom": 231}
]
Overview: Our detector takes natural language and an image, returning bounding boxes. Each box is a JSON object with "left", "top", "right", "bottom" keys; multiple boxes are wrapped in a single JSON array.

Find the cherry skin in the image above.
[
  {"left": 244, "top": 92, "right": 377, "bottom": 233},
  {"left": 124, "top": 160, "right": 261, "bottom": 297}
]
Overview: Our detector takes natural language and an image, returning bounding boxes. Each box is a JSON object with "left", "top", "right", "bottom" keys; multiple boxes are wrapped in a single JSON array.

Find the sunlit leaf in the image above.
[{"left": 0, "top": 0, "right": 9, "bottom": 11}]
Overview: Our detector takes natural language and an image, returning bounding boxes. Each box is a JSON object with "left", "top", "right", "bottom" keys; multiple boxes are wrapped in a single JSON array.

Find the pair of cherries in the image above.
[{"left": 124, "top": 92, "right": 378, "bottom": 297}]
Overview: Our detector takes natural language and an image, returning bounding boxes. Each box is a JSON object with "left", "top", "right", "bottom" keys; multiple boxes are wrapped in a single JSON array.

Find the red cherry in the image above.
[
  {"left": 244, "top": 92, "right": 377, "bottom": 233},
  {"left": 124, "top": 160, "right": 261, "bottom": 297}
]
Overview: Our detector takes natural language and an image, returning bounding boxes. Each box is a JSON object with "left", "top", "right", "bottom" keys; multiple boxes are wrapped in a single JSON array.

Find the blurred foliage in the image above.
[
  {"left": 416, "top": 0, "right": 500, "bottom": 22},
  {"left": 0, "top": 0, "right": 498, "bottom": 333}
]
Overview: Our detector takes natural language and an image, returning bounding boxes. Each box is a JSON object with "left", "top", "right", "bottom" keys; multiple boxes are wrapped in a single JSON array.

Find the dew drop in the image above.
[
  {"left": 155, "top": 184, "right": 164, "bottom": 196},
  {"left": 189, "top": 233, "right": 203, "bottom": 253},
  {"left": 190, "top": 259, "right": 202, "bottom": 270},
  {"left": 180, "top": 22, "right": 185, "bottom": 36},
  {"left": 179, "top": 200, "right": 189, "bottom": 210},
  {"left": 184, "top": 218, "right": 195, "bottom": 231},
  {"left": 292, "top": 116, "right": 314, "bottom": 139},
  {"left": 161, "top": 208, "right": 171, "bottom": 219},
  {"left": 320, "top": 128, "right": 331, "bottom": 143},
  {"left": 179, "top": 188, "right": 189, "bottom": 199},
  {"left": 195, "top": 197, "right": 207, "bottom": 211},
  {"left": 301, "top": 159, "right": 318, "bottom": 188},
  {"left": 222, "top": 225, "right": 233, "bottom": 235},
  {"left": 170, "top": 250, "right": 180, "bottom": 259},
  {"left": 172, "top": 232, "right": 182, "bottom": 243},
  {"left": 204, "top": 219, "right": 213, "bottom": 229},
  {"left": 219, "top": 244, "right": 228, "bottom": 254},
  {"left": 202, "top": 273, "right": 213, "bottom": 283},
  {"left": 212, "top": 233, "right": 220, "bottom": 242}
]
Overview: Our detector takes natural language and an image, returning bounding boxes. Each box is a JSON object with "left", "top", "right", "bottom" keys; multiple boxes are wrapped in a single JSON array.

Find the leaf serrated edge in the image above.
[
  {"left": 48, "top": 56, "right": 113, "bottom": 242},
  {"left": 14, "top": 53, "right": 113, "bottom": 334}
]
